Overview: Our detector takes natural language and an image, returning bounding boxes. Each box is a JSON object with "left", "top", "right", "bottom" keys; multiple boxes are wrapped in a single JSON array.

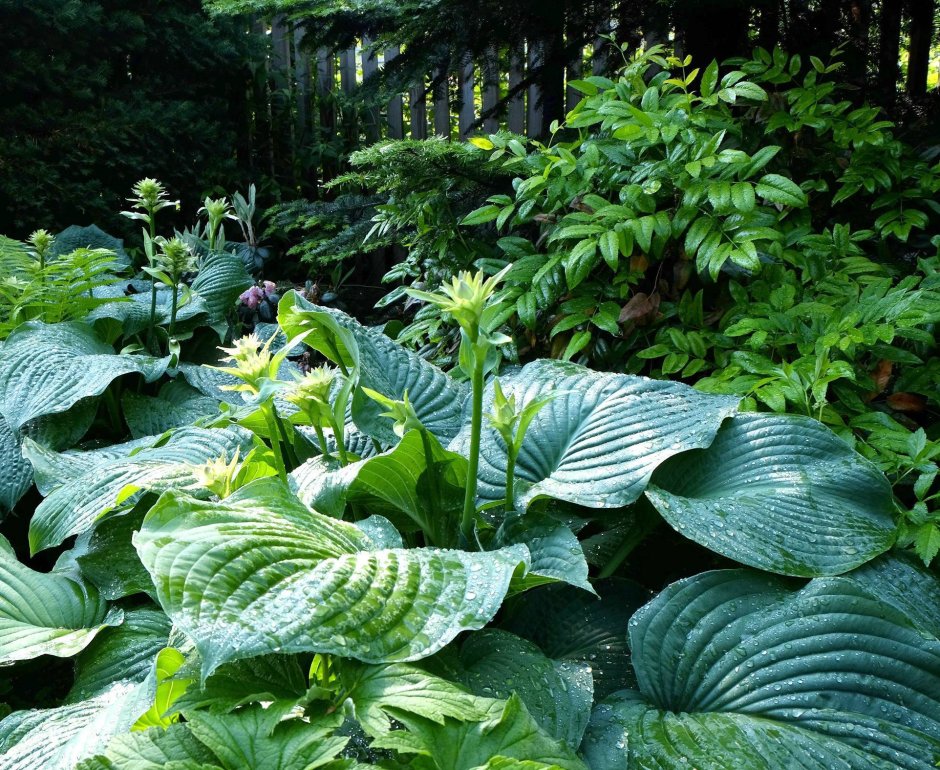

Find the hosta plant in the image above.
[{"left": 0, "top": 278, "right": 936, "bottom": 769}]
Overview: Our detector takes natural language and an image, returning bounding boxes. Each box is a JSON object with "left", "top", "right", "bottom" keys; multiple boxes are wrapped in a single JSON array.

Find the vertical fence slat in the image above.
[
  {"left": 567, "top": 52, "right": 582, "bottom": 113},
  {"left": 508, "top": 46, "right": 525, "bottom": 134},
  {"left": 482, "top": 47, "right": 500, "bottom": 133},
  {"left": 385, "top": 46, "right": 404, "bottom": 139},
  {"left": 527, "top": 41, "right": 543, "bottom": 138},
  {"left": 361, "top": 38, "right": 380, "bottom": 143},
  {"left": 340, "top": 47, "right": 357, "bottom": 95},
  {"left": 293, "top": 27, "right": 311, "bottom": 143},
  {"left": 458, "top": 57, "right": 475, "bottom": 139},
  {"left": 410, "top": 82, "right": 428, "bottom": 139},
  {"left": 433, "top": 69, "right": 450, "bottom": 137}
]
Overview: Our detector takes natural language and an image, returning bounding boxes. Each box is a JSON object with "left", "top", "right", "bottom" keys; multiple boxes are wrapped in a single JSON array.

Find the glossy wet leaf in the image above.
[
  {"left": 279, "top": 294, "right": 469, "bottom": 444},
  {"left": 122, "top": 381, "right": 220, "bottom": 439},
  {"left": 455, "top": 360, "right": 738, "bottom": 509},
  {"left": 582, "top": 569, "right": 940, "bottom": 769},
  {"left": 0, "top": 414, "right": 31, "bottom": 513},
  {"left": 136, "top": 479, "right": 530, "bottom": 678},
  {"left": 29, "top": 426, "right": 253, "bottom": 553},
  {"left": 336, "top": 660, "right": 492, "bottom": 737},
  {"left": 0, "top": 680, "right": 154, "bottom": 770},
  {"left": 75, "top": 723, "right": 217, "bottom": 770},
  {"left": 457, "top": 629, "right": 594, "bottom": 747},
  {"left": 646, "top": 413, "right": 895, "bottom": 576},
  {"left": 0, "top": 547, "right": 122, "bottom": 665},
  {"left": 494, "top": 512, "right": 593, "bottom": 593},
  {"left": 0, "top": 321, "right": 166, "bottom": 431}
]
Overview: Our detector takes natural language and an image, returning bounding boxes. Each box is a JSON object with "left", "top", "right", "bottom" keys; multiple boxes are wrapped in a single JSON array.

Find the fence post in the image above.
[
  {"left": 385, "top": 46, "right": 404, "bottom": 139},
  {"left": 481, "top": 47, "right": 500, "bottom": 133},
  {"left": 567, "top": 50, "right": 583, "bottom": 113},
  {"left": 361, "top": 38, "right": 380, "bottom": 143},
  {"left": 508, "top": 45, "right": 525, "bottom": 134},
  {"left": 433, "top": 69, "right": 450, "bottom": 138},
  {"left": 339, "top": 46, "right": 357, "bottom": 95},
  {"left": 458, "top": 57, "right": 475, "bottom": 139},
  {"left": 410, "top": 81, "right": 428, "bottom": 139},
  {"left": 527, "top": 41, "right": 543, "bottom": 138}
]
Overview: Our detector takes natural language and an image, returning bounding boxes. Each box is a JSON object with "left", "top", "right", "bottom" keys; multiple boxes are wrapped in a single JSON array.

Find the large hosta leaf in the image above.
[
  {"left": 455, "top": 360, "right": 738, "bottom": 509},
  {"left": 29, "top": 426, "right": 253, "bottom": 553},
  {"left": 645, "top": 413, "right": 895, "bottom": 576},
  {"left": 456, "top": 629, "right": 594, "bottom": 747},
  {"left": 136, "top": 479, "right": 530, "bottom": 678},
  {"left": 0, "top": 415, "right": 31, "bottom": 513},
  {"left": 68, "top": 608, "right": 172, "bottom": 702},
  {"left": 189, "top": 250, "right": 252, "bottom": 331},
  {"left": 76, "top": 723, "right": 217, "bottom": 770},
  {"left": 279, "top": 293, "right": 469, "bottom": 444},
  {"left": 122, "top": 381, "right": 220, "bottom": 439},
  {"left": 582, "top": 569, "right": 940, "bottom": 769},
  {"left": 501, "top": 579, "right": 649, "bottom": 700},
  {"left": 0, "top": 321, "right": 166, "bottom": 431},
  {"left": 0, "top": 680, "right": 154, "bottom": 770},
  {"left": 0, "top": 548, "right": 122, "bottom": 665}
]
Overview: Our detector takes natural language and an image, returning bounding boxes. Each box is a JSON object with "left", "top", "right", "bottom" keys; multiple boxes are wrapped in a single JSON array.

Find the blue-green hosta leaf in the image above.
[
  {"left": 279, "top": 293, "right": 470, "bottom": 444},
  {"left": 501, "top": 579, "right": 649, "bottom": 700},
  {"left": 75, "top": 723, "right": 218, "bottom": 770},
  {"left": 456, "top": 360, "right": 738, "bottom": 510},
  {"left": 29, "top": 426, "right": 253, "bottom": 553},
  {"left": 845, "top": 550, "right": 940, "bottom": 636},
  {"left": 646, "top": 413, "right": 895, "bottom": 576},
  {"left": 0, "top": 548, "right": 122, "bottom": 665},
  {"left": 384, "top": 694, "right": 588, "bottom": 770},
  {"left": 189, "top": 250, "right": 252, "bottom": 332},
  {"left": 87, "top": 286, "right": 210, "bottom": 337},
  {"left": 0, "top": 679, "right": 154, "bottom": 770},
  {"left": 50, "top": 225, "right": 131, "bottom": 267},
  {"left": 0, "top": 322, "right": 166, "bottom": 431},
  {"left": 136, "top": 479, "right": 530, "bottom": 678},
  {"left": 185, "top": 707, "right": 347, "bottom": 770},
  {"left": 457, "top": 629, "right": 594, "bottom": 747},
  {"left": 69, "top": 608, "right": 172, "bottom": 702},
  {"left": 494, "top": 512, "right": 592, "bottom": 593},
  {"left": 582, "top": 569, "right": 940, "bottom": 769},
  {"left": 122, "top": 382, "right": 220, "bottom": 439},
  {"left": 0, "top": 414, "right": 31, "bottom": 513},
  {"left": 336, "top": 660, "right": 492, "bottom": 738},
  {"left": 291, "top": 429, "right": 466, "bottom": 545}
]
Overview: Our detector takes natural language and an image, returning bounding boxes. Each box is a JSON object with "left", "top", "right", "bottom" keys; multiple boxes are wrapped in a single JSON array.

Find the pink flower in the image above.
[
  {"left": 262, "top": 281, "right": 276, "bottom": 295},
  {"left": 239, "top": 285, "right": 265, "bottom": 310}
]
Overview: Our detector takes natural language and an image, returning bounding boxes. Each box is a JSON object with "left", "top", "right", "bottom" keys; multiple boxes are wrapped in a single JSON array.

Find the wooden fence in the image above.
[{"left": 260, "top": 16, "right": 618, "bottom": 191}]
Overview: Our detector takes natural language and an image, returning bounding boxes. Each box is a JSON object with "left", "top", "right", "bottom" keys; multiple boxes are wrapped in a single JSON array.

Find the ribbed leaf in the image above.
[
  {"left": 87, "top": 287, "right": 210, "bottom": 337},
  {"left": 184, "top": 707, "right": 346, "bottom": 770},
  {"left": 122, "top": 382, "right": 220, "bottom": 439},
  {"left": 279, "top": 293, "right": 469, "bottom": 444},
  {"left": 646, "top": 413, "right": 895, "bottom": 576},
  {"left": 0, "top": 680, "right": 154, "bottom": 770},
  {"left": 336, "top": 660, "right": 492, "bottom": 737},
  {"left": 0, "top": 322, "right": 166, "bottom": 431},
  {"left": 386, "top": 694, "right": 588, "bottom": 770},
  {"left": 68, "top": 608, "right": 172, "bottom": 703},
  {"left": 75, "top": 723, "right": 217, "bottom": 770},
  {"left": 495, "top": 512, "right": 592, "bottom": 593},
  {"left": 457, "top": 629, "right": 594, "bottom": 747},
  {"left": 136, "top": 479, "right": 530, "bottom": 678},
  {"left": 0, "top": 414, "right": 31, "bottom": 513},
  {"left": 501, "top": 579, "right": 649, "bottom": 700},
  {"left": 582, "top": 569, "right": 940, "bottom": 769},
  {"left": 189, "top": 250, "right": 252, "bottom": 331},
  {"left": 291, "top": 428, "right": 466, "bottom": 545},
  {"left": 0, "top": 548, "right": 122, "bottom": 665},
  {"left": 846, "top": 551, "right": 940, "bottom": 636},
  {"left": 29, "top": 426, "right": 253, "bottom": 553},
  {"left": 456, "top": 360, "right": 738, "bottom": 509}
]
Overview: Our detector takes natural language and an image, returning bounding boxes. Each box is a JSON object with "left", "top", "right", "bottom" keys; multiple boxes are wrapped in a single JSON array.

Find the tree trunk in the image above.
[
  {"left": 878, "top": 0, "right": 903, "bottom": 104},
  {"left": 907, "top": 0, "right": 934, "bottom": 96}
]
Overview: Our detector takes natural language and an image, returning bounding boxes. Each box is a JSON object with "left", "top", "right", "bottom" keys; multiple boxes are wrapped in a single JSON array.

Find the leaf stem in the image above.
[
  {"left": 461, "top": 352, "right": 485, "bottom": 546},
  {"left": 504, "top": 450, "right": 516, "bottom": 513},
  {"left": 261, "top": 402, "right": 288, "bottom": 483}
]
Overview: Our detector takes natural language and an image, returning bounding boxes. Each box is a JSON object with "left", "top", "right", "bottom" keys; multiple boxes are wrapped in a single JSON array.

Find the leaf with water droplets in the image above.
[
  {"left": 452, "top": 359, "right": 738, "bottom": 510},
  {"left": 583, "top": 569, "right": 940, "bottom": 769},
  {"left": 646, "top": 413, "right": 895, "bottom": 576},
  {"left": 136, "top": 478, "right": 530, "bottom": 679}
]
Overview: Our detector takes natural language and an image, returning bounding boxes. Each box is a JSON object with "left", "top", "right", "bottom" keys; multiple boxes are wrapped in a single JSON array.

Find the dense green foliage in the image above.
[{"left": 0, "top": 0, "right": 259, "bottom": 239}]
